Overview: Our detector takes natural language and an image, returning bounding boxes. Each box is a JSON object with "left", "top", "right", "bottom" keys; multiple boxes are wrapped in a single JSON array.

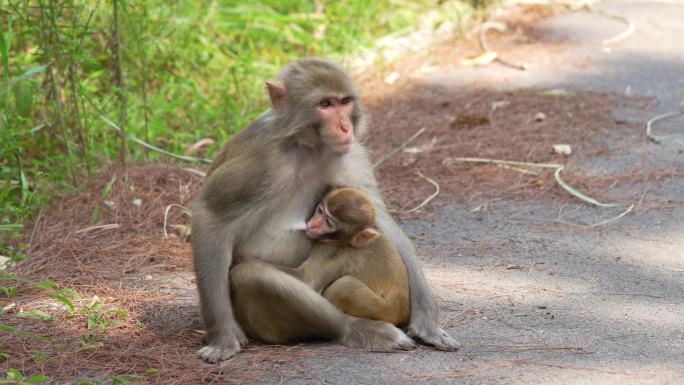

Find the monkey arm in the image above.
[
  {"left": 192, "top": 148, "right": 272, "bottom": 362},
  {"left": 294, "top": 245, "right": 348, "bottom": 293}
]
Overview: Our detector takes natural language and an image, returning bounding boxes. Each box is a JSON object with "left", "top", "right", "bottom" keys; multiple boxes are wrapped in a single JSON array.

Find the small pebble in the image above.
[{"left": 534, "top": 112, "right": 546, "bottom": 122}]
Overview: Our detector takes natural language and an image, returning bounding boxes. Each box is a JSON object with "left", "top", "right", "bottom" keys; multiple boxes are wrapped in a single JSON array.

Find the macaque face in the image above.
[
  {"left": 305, "top": 201, "right": 337, "bottom": 239},
  {"left": 316, "top": 96, "right": 355, "bottom": 154}
]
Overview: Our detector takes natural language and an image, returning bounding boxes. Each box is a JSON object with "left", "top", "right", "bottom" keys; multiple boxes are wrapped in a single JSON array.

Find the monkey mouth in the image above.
[
  {"left": 332, "top": 139, "right": 352, "bottom": 153},
  {"left": 304, "top": 229, "right": 321, "bottom": 239}
]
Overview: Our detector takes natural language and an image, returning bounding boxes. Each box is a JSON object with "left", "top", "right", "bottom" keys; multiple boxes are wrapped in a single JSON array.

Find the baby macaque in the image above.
[{"left": 294, "top": 187, "right": 410, "bottom": 326}]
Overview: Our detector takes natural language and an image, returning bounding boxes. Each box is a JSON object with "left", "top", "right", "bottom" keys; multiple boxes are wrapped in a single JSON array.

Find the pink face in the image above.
[
  {"left": 305, "top": 201, "right": 337, "bottom": 239},
  {"left": 316, "top": 96, "right": 355, "bottom": 154}
]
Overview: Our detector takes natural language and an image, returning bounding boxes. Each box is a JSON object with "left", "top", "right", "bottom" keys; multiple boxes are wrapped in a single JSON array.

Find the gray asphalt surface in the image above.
[{"left": 260, "top": 2, "right": 684, "bottom": 384}]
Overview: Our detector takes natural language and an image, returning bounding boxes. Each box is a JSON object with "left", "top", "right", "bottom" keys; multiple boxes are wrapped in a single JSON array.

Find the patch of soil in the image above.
[
  {"left": 13, "top": 164, "right": 199, "bottom": 285},
  {"left": 2, "top": 165, "right": 212, "bottom": 383},
  {"left": 364, "top": 85, "right": 654, "bottom": 215},
  {"left": 354, "top": 5, "right": 683, "bottom": 218}
]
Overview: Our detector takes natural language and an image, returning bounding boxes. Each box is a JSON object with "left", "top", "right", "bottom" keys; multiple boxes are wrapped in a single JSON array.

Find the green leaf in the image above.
[
  {"left": 6, "top": 368, "right": 23, "bottom": 381},
  {"left": 106, "top": 309, "right": 128, "bottom": 318},
  {"left": 111, "top": 374, "right": 137, "bottom": 384},
  {"left": 145, "top": 368, "right": 159, "bottom": 377},
  {"left": 9, "top": 64, "right": 49, "bottom": 90},
  {"left": 87, "top": 316, "right": 96, "bottom": 330},
  {"left": 35, "top": 279, "right": 57, "bottom": 289},
  {"left": 29, "top": 123, "right": 46, "bottom": 134},
  {"left": 0, "top": 286, "right": 17, "bottom": 297},
  {"left": 0, "top": 179, "right": 11, "bottom": 201},
  {"left": 90, "top": 206, "right": 101, "bottom": 224},
  {"left": 0, "top": 18, "right": 12, "bottom": 88},
  {"left": 0, "top": 323, "right": 49, "bottom": 342},
  {"left": 50, "top": 294, "right": 75, "bottom": 314},
  {"left": 0, "top": 224, "right": 22, "bottom": 231},
  {"left": 101, "top": 176, "right": 117, "bottom": 198},
  {"left": 26, "top": 374, "right": 49, "bottom": 383},
  {"left": 17, "top": 309, "right": 52, "bottom": 321},
  {"left": 19, "top": 170, "right": 29, "bottom": 204},
  {"left": 14, "top": 80, "right": 34, "bottom": 118},
  {"left": 57, "top": 287, "right": 82, "bottom": 302},
  {"left": 111, "top": 376, "right": 128, "bottom": 384},
  {"left": 31, "top": 351, "right": 48, "bottom": 362}
]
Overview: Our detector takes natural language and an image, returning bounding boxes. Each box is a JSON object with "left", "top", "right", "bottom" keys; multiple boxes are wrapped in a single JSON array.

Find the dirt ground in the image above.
[{"left": 3, "top": 1, "right": 684, "bottom": 384}]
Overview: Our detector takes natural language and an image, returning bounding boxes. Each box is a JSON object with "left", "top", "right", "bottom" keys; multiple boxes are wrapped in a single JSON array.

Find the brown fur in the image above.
[
  {"left": 293, "top": 188, "right": 410, "bottom": 326},
  {"left": 192, "top": 58, "right": 455, "bottom": 363}
]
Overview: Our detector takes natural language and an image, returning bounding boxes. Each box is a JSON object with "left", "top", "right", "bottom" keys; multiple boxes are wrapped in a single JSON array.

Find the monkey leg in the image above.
[
  {"left": 323, "top": 275, "right": 406, "bottom": 326},
  {"left": 230, "top": 261, "right": 415, "bottom": 350}
]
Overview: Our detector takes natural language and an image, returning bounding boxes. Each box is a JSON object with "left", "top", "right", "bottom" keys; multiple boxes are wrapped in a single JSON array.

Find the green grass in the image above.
[{"left": 0, "top": 0, "right": 485, "bottom": 257}]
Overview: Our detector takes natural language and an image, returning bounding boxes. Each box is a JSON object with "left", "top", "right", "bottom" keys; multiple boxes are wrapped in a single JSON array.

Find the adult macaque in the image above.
[
  {"left": 294, "top": 187, "right": 410, "bottom": 326},
  {"left": 192, "top": 58, "right": 457, "bottom": 363}
]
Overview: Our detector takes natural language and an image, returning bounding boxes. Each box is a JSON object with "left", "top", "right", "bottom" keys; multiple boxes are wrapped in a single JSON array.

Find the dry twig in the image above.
[
  {"left": 592, "top": 7, "right": 636, "bottom": 45},
  {"left": 181, "top": 167, "right": 207, "bottom": 177},
  {"left": 372, "top": 127, "right": 426, "bottom": 169},
  {"left": 90, "top": 100, "right": 211, "bottom": 164},
  {"left": 444, "top": 157, "right": 634, "bottom": 227},
  {"left": 389, "top": 171, "right": 440, "bottom": 214},
  {"left": 478, "top": 21, "right": 530, "bottom": 70},
  {"left": 75, "top": 224, "right": 120, "bottom": 234},
  {"left": 645, "top": 109, "right": 684, "bottom": 145},
  {"left": 163, "top": 204, "right": 192, "bottom": 239}
]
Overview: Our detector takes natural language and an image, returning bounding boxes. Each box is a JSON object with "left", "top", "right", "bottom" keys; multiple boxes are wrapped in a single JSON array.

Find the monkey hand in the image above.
[
  {"left": 198, "top": 324, "right": 249, "bottom": 363},
  {"left": 407, "top": 316, "right": 459, "bottom": 351}
]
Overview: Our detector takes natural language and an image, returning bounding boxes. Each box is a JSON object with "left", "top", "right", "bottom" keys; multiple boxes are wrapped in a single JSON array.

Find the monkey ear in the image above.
[
  {"left": 266, "top": 80, "right": 287, "bottom": 110},
  {"left": 350, "top": 228, "right": 379, "bottom": 247}
]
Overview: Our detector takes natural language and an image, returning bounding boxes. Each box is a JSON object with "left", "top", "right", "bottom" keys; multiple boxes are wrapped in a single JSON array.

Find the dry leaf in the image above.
[
  {"left": 552, "top": 144, "right": 572, "bottom": 155},
  {"left": 171, "top": 224, "right": 192, "bottom": 240},
  {"left": 384, "top": 71, "right": 400, "bottom": 85},
  {"left": 528, "top": 179, "right": 544, "bottom": 188},
  {"left": 461, "top": 51, "right": 498, "bottom": 67},
  {"left": 450, "top": 114, "right": 490, "bottom": 129}
]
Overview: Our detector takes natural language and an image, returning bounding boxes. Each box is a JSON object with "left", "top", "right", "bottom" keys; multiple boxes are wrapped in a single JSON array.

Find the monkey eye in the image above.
[
  {"left": 319, "top": 99, "right": 332, "bottom": 108},
  {"left": 317, "top": 204, "right": 324, "bottom": 214},
  {"left": 341, "top": 96, "right": 353, "bottom": 105},
  {"left": 325, "top": 217, "right": 335, "bottom": 229}
]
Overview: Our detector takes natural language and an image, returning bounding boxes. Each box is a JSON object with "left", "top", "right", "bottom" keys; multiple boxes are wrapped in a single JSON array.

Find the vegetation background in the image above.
[
  {"left": 1, "top": 0, "right": 487, "bottom": 260},
  {"left": 1, "top": 1, "right": 487, "bottom": 382}
]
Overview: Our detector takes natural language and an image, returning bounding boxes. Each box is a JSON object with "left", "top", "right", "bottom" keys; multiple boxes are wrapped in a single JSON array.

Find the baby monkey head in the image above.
[{"left": 305, "top": 187, "right": 380, "bottom": 247}]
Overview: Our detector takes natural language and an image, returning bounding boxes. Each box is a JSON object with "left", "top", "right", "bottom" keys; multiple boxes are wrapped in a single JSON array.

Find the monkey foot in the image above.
[
  {"left": 198, "top": 328, "right": 247, "bottom": 363},
  {"left": 198, "top": 343, "right": 241, "bottom": 363},
  {"left": 341, "top": 318, "right": 416, "bottom": 351},
  {"left": 408, "top": 324, "right": 459, "bottom": 351}
]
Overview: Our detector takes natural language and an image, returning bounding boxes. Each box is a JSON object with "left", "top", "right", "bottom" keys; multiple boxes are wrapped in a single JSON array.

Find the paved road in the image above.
[{"left": 251, "top": 2, "right": 684, "bottom": 384}]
